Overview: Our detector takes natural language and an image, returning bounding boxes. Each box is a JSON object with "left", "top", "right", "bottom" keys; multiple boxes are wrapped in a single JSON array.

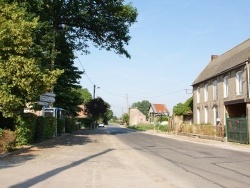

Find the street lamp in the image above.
[{"left": 93, "top": 85, "right": 100, "bottom": 99}]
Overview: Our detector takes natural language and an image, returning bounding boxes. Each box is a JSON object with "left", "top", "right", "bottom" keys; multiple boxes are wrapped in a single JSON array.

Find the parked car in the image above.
[{"left": 98, "top": 123, "right": 105, "bottom": 127}]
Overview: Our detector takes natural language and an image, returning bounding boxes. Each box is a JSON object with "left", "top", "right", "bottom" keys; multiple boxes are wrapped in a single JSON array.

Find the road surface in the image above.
[{"left": 1, "top": 125, "right": 250, "bottom": 187}]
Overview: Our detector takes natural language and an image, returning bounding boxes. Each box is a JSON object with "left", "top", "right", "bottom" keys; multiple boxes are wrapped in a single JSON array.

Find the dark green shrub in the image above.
[
  {"left": 80, "top": 117, "right": 92, "bottom": 128},
  {"left": 15, "top": 113, "right": 37, "bottom": 145},
  {"left": 44, "top": 116, "right": 56, "bottom": 139},
  {"left": 0, "top": 112, "right": 15, "bottom": 130},
  {"left": 57, "top": 118, "right": 65, "bottom": 135},
  {"left": 34, "top": 116, "right": 45, "bottom": 143},
  {"left": 65, "top": 117, "right": 77, "bottom": 133}
]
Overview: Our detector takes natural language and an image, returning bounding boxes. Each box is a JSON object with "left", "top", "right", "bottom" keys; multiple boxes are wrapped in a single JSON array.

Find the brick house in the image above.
[
  {"left": 148, "top": 103, "right": 169, "bottom": 124},
  {"left": 192, "top": 38, "right": 250, "bottom": 143}
]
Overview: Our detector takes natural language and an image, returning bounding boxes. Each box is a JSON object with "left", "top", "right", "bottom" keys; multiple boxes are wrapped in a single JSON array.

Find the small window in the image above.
[
  {"left": 223, "top": 76, "right": 228, "bottom": 98},
  {"left": 213, "top": 80, "right": 218, "bottom": 100},
  {"left": 204, "top": 106, "right": 208, "bottom": 124},
  {"left": 197, "top": 87, "right": 200, "bottom": 103},
  {"left": 204, "top": 84, "right": 208, "bottom": 102},
  {"left": 213, "top": 106, "right": 218, "bottom": 126},
  {"left": 197, "top": 108, "right": 200, "bottom": 124},
  {"left": 236, "top": 71, "right": 243, "bottom": 95}
]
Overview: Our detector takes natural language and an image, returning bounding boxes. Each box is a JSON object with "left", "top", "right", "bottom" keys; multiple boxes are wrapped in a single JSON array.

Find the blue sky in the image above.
[{"left": 74, "top": 0, "right": 250, "bottom": 117}]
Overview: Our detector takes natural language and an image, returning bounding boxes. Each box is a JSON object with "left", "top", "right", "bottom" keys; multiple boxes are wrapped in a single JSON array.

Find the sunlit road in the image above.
[{"left": 1, "top": 125, "right": 250, "bottom": 187}]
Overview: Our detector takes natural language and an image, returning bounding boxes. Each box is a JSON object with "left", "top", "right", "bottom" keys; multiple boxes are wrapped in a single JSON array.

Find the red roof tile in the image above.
[{"left": 152, "top": 104, "right": 169, "bottom": 114}]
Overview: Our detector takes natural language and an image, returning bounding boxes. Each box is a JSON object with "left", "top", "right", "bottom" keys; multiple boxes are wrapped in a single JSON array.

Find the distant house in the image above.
[
  {"left": 148, "top": 103, "right": 169, "bottom": 124},
  {"left": 129, "top": 108, "right": 148, "bottom": 126},
  {"left": 192, "top": 38, "right": 250, "bottom": 143},
  {"left": 76, "top": 105, "right": 87, "bottom": 118}
]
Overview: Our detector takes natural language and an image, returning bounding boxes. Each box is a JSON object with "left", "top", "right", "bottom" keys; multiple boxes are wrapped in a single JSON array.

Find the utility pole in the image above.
[
  {"left": 126, "top": 94, "right": 129, "bottom": 113},
  {"left": 93, "top": 85, "right": 100, "bottom": 99},
  {"left": 93, "top": 85, "right": 96, "bottom": 99}
]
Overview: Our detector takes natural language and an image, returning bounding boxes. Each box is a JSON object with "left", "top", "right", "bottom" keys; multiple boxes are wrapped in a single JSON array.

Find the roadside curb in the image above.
[{"left": 142, "top": 130, "right": 250, "bottom": 153}]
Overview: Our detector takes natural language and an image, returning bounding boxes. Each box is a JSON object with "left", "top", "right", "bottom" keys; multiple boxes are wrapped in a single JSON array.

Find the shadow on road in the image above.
[{"left": 9, "top": 149, "right": 114, "bottom": 188}]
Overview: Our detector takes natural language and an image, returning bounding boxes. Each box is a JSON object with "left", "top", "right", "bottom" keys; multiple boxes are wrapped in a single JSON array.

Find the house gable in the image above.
[
  {"left": 149, "top": 103, "right": 169, "bottom": 116},
  {"left": 193, "top": 38, "right": 250, "bottom": 86}
]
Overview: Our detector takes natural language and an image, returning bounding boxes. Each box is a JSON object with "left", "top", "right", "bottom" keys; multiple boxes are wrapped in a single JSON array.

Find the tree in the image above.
[
  {"left": 173, "top": 97, "right": 193, "bottom": 116},
  {"left": 131, "top": 100, "right": 150, "bottom": 116},
  {"left": 122, "top": 113, "right": 129, "bottom": 125},
  {"left": 102, "top": 106, "right": 113, "bottom": 125},
  {"left": 84, "top": 97, "right": 109, "bottom": 128},
  {"left": 0, "top": 1, "right": 62, "bottom": 117},
  {"left": 8, "top": 0, "right": 138, "bottom": 115},
  {"left": 77, "top": 88, "right": 92, "bottom": 104}
]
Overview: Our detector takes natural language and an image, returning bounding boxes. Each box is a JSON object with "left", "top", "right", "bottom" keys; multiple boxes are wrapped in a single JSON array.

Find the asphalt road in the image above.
[{"left": 1, "top": 125, "right": 250, "bottom": 188}]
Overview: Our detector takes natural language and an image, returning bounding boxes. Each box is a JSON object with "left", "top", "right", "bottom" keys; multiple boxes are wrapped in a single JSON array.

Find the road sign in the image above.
[
  {"left": 40, "top": 95, "right": 55, "bottom": 103},
  {"left": 38, "top": 101, "right": 49, "bottom": 106},
  {"left": 43, "top": 92, "right": 56, "bottom": 97}
]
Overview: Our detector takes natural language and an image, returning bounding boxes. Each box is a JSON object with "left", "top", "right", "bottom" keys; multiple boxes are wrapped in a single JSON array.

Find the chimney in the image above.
[{"left": 211, "top": 55, "right": 219, "bottom": 62}]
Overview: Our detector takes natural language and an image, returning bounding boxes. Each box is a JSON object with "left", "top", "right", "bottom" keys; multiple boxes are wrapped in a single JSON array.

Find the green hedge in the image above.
[
  {"left": 44, "top": 116, "right": 56, "bottom": 139},
  {"left": 15, "top": 113, "right": 37, "bottom": 145},
  {"left": 34, "top": 116, "right": 45, "bottom": 143},
  {"left": 65, "top": 117, "right": 78, "bottom": 133},
  {"left": 57, "top": 118, "right": 65, "bottom": 135}
]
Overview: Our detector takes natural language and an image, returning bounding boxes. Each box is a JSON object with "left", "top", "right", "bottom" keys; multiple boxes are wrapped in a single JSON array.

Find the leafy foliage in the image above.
[
  {"left": 131, "top": 100, "right": 150, "bottom": 116},
  {"left": 122, "top": 113, "right": 129, "bottom": 125},
  {"left": 84, "top": 97, "right": 109, "bottom": 122},
  {"left": 57, "top": 118, "right": 65, "bottom": 135},
  {"left": 65, "top": 117, "right": 78, "bottom": 133},
  {"left": 0, "top": 1, "right": 62, "bottom": 117},
  {"left": 173, "top": 97, "right": 193, "bottom": 116},
  {"left": 34, "top": 116, "right": 45, "bottom": 143},
  {"left": 15, "top": 113, "right": 37, "bottom": 145},
  {"left": 44, "top": 116, "right": 56, "bottom": 139}
]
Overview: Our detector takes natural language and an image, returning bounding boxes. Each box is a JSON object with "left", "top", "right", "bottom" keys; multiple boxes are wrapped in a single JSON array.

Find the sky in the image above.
[{"left": 74, "top": 0, "right": 250, "bottom": 118}]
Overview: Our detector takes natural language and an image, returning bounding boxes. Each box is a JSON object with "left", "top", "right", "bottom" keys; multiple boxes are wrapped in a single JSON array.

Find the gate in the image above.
[{"left": 226, "top": 118, "right": 248, "bottom": 144}]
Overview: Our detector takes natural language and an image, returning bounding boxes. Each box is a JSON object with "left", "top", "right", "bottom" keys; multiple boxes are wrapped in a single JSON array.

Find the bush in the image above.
[
  {"left": 128, "top": 124, "right": 154, "bottom": 131},
  {"left": 80, "top": 117, "right": 92, "bottom": 128},
  {"left": 34, "top": 116, "right": 45, "bottom": 143},
  {"left": 195, "top": 124, "right": 215, "bottom": 136},
  {"left": 15, "top": 113, "right": 37, "bottom": 145},
  {"left": 0, "top": 129, "right": 16, "bottom": 153},
  {"left": 0, "top": 112, "right": 15, "bottom": 131},
  {"left": 65, "top": 117, "right": 78, "bottom": 133},
  {"left": 179, "top": 124, "right": 193, "bottom": 133},
  {"left": 44, "top": 116, "right": 56, "bottom": 139},
  {"left": 57, "top": 118, "right": 65, "bottom": 135}
]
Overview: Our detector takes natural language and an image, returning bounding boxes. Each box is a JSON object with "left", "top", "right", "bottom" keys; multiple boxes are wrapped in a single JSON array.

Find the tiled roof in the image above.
[
  {"left": 193, "top": 38, "right": 250, "bottom": 85},
  {"left": 151, "top": 104, "right": 169, "bottom": 114}
]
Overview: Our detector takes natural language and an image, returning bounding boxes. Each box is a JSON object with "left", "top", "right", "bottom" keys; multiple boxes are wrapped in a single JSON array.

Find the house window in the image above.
[
  {"left": 204, "top": 84, "right": 208, "bottom": 102},
  {"left": 223, "top": 76, "right": 228, "bottom": 98},
  {"left": 204, "top": 106, "right": 208, "bottom": 124},
  {"left": 197, "top": 87, "right": 200, "bottom": 103},
  {"left": 197, "top": 108, "right": 200, "bottom": 124},
  {"left": 213, "top": 106, "right": 218, "bottom": 126},
  {"left": 236, "top": 71, "right": 243, "bottom": 95},
  {"left": 213, "top": 80, "right": 218, "bottom": 100}
]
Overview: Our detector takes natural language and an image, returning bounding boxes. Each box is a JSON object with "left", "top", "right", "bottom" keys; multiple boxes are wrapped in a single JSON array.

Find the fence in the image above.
[{"left": 226, "top": 118, "right": 248, "bottom": 144}]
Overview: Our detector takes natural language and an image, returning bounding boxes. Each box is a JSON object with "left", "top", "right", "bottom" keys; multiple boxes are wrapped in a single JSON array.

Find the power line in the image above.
[{"left": 75, "top": 52, "right": 95, "bottom": 86}]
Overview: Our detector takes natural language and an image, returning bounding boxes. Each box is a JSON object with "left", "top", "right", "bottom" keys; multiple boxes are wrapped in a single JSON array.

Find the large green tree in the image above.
[
  {"left": 8, "top": 0, "right": 138, "bottom": 115},
  {"left": 84, "top": 97, "right": 109, "bottom": 128},
  {"left": 173, "top": 97, "right": 193, "bottom": 116},
  {"left": 131, "top": 100, "right": 151, "bottom": 116},
  {"left": 0, "top": 1, "right": 62, "bottom": 117}
]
